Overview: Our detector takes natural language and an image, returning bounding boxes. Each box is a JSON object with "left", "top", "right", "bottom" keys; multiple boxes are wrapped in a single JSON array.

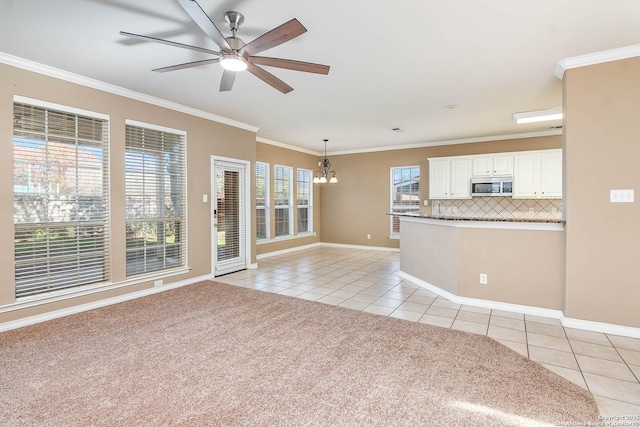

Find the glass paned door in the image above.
[{"left": 212, "top": 159, "right": 247, "bottom": 276}]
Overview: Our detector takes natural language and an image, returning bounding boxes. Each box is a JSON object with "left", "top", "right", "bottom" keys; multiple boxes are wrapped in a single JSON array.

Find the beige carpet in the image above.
[{"left": 0, "top": 281, "right": 599, "bottom": 426}]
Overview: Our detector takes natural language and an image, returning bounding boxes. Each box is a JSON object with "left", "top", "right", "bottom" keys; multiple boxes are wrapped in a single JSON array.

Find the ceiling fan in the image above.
[{"left": 120, "top": 0, "right": 330, "bottom": 94}]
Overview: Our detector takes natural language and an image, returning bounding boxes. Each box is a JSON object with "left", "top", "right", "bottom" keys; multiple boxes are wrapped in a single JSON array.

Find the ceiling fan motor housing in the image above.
[{"left": 225, "top": 11, "right": 244, "bottom": 34}]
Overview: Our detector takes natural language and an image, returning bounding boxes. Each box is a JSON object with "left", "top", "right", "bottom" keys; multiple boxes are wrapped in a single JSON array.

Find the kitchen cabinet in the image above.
[
  {"left": 513, "top": 149, "right": 562, "bottom": 199},
  {"left": 472, "top": 155, "right": 513, "bottom": 177},
  {"left": 429, "top": 157, "right": 472, "bottom": 199}
]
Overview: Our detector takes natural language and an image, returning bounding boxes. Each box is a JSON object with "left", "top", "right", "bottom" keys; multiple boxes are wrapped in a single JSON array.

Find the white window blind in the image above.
[
  {"left": 390, "top": 166, "right": 420, "bottom": 236},
  {"left": 297, "top": 169, "right": 312, "bottom": 234},
  {"left": 13, "top": 101, "right": 110, "bottom": 298},
  {"left": 256, "top": 162, "right": 269, "bottom": 240},
  {"left": 125, "top": 123, "right": 186, "bottom": 277},
  {"left": 274, "top": 165, "right": 292, "bottom": 237}
]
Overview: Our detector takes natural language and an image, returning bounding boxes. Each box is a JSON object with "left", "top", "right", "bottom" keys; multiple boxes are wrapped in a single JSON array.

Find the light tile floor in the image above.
[{"left": 216, "top": 247, "right": 640, "bottom": 416}]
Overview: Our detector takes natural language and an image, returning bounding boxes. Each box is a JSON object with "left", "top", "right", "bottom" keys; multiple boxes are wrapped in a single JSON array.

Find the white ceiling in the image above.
[{"left": 1, "top": 0, "right": 639, "bottom": 154}]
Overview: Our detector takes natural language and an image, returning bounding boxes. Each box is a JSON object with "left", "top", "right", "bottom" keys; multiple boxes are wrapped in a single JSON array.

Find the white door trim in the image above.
[{"left": 210, "top": 156, "right": 252, "bottom": 277}]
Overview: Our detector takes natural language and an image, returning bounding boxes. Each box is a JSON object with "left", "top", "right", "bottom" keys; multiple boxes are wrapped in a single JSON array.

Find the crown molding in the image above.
[
  {"left": 256, "top": 137, "right": 322, "bottom": 156},
  {"left": 555, "top": 44, "right": 640, "bottom": 79},
  {"left": 328, "top": 129, "right": 563, "bottom": 156},
  {"left": 0, "top": 52, "right": 259, "bottom": 133},
  {"left": 258, "top": 129, "right": 562, "bottom": 157}
]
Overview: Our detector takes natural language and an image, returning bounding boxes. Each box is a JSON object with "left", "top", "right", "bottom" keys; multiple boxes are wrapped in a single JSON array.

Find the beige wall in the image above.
[
  {"left": 458, "top": 227, "right": 564, "bottom": 309},
  {"left": 321, "top": 136, "right": 561, "bottom": 248},
  {"left": 0, "top": 64, "right": 256, "bottom": 322},
  {"left": 401, "top": 219, "right": 564, "bottom": 310},
  {"left": 255, "top": 142, "right": 320, "bottom": 256},
  {"left": 564, "top": 56, "right": 640, "bottom": 328},
  {"left": 400, "top": 220, "right": 459, "bottom": 294}
]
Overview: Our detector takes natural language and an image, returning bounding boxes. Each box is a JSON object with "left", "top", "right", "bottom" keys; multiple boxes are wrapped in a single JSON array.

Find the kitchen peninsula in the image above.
[{"left": 394, "top": 212, "right": 565, "bottom": 315}]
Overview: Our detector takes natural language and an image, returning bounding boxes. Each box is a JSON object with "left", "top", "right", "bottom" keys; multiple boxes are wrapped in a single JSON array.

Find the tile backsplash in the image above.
[{"left": 429, "top": 197, "right": 563, "bottom": 220}]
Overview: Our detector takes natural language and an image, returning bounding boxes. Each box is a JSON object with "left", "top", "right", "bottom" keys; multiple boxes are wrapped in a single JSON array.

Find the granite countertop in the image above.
[{"left": 387, "top": 212, "right": 565, "bottom": 224}]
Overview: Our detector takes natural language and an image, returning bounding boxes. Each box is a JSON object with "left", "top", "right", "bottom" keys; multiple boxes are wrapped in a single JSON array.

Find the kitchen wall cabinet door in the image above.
[
  {"left": 429, "top": 158, "right": 450, "bottom": 198},
  {"left": 450, "top": 159, "right": 472, "bottom": 198},
  {"left": 513, "top": 149, "right": 562, "bottom": 199},
  {"left": 514, "top": 154, "right": 540, "bottom": 198},
  {"left": 472, "top": 155, "right": 513, "bottom": 176},
  {"left": 472, "top": 157, "right": 493, "bottom": 176},
  {"left": 429, "top": 158, "right": 471, "bottom": 199},
  {"left": 540, "top": 150, "right": 563, "bottom": 198},
  {"left": 493, "top": 156, "right": 514, "bottom": 176}
]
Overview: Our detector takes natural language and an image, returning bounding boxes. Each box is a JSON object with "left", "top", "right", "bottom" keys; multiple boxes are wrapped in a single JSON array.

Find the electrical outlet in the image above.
[
  {"left": 479, "top": 274, "right": 488, "bottom": 285},
  {"left": 367, "top": 234, "right": 371, "bottom": 240},
  {"left": 154, "top": 280, "right": 163, "bottom": 287},
  {"left": 528, "top": 207, "right": 535, "bottom": 214}
]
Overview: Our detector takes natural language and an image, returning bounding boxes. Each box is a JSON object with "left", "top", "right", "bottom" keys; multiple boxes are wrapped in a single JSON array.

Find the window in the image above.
[
  {"left": 13, "top": 100, "right": 110, "bottom": 298},
  {"left": 297, "top": 169, "right": 312, "bottom": 234},
  {"left": 125, "top": 121, "right": 186, "bottom": 277},
  {"left": 390, "top": 166, "right": 420, "bottom": 237},
  {"left": 274, "top": 165, "right": 292, "bottom": 237},
  {"left": 255, "top": 162, "right": 269, "bottom": 240}
]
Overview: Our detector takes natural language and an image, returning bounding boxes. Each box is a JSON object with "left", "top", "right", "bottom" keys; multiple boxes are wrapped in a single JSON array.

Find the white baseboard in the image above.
[
  {"left": 561, "top": 316, "right": 640, "bottom": 339},
  {"left": 400, "top": 270, "right": 640, "bottom": 339},
  {"left": 256, "top": 242, "right": 321, "bottom": 260},
  {"left": 256, "top": 242, "right": 399, "bottom": 261},
  {"left": 399, "top": 271, "right": 563, "bottom": 319},
  {"left": 0, "top": 274, "right": 211, "bottom": 333},
  {"left": 319, "top": 242, "right": 400, "bottom": 252}
]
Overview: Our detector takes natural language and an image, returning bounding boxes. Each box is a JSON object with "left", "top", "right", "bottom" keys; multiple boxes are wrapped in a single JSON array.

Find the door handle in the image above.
[{"left": 213, "top": 209, "right": 218, "bottom": 226}]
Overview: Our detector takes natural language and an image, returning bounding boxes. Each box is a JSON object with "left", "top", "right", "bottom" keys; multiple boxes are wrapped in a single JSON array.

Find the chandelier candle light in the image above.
[{"left": 313, "top": 139, "right": 338, "bottom": 184}]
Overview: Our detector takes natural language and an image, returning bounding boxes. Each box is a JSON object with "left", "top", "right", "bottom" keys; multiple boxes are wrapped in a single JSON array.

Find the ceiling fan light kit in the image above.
[
  {"left": 220, "top": 53, "right": 247, "bottom": 72},
  {"left": 120, "top": 0, "right": 330, "bottom": 93}
]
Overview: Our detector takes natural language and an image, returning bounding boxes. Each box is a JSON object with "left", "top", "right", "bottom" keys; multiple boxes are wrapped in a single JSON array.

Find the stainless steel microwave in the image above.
[{"left": 471, "top": 176, "right": 513, "bottom": 197}]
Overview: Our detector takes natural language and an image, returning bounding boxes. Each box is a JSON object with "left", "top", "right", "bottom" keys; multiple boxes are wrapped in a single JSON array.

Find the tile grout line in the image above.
[
  {"left": 562, "top": 322, "right": 591, "bottom": 393},
  {"left": 605, "top": 333, "right": 640, "bottom": 385}
]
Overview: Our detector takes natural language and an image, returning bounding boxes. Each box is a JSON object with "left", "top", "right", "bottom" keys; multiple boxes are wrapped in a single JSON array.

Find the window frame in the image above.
[
  {"left": 124, "top": 119, "right": 187, "bottom": 278},
  {"left": 255, "top": 161, "right": 270, "bottom": 241},
  {"left": 273, "top": 164, "right": 293, "bottom": 238},
  {"left": 390, "top": 165, "right": 420, "bottom": 239},
  {"left": 12, "top": 96, "right": 111, "bottom": 299},
  {"left": 296, "top": 168, "right": 313, "bottom": 235}
]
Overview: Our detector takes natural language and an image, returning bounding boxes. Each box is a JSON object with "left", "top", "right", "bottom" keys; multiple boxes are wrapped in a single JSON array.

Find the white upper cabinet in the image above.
[
  {"left": 513, "top": 149, "right": 562, "bottom": 199},
  {"left": 430, "top": 149, "right": 561, "bottom": 200},
  {"left": 472, "top": 155, "right": 513, "bottom": 176},
  {"left": 450, "top": 158, "right": 473, "bottom": 198},
  {"left": 428, "top": 157, "right": 472, "bottom": 199},
  {"left": 493, "top": 156, "right": 514, "bottom": 176},
  {"left": 429, "top": 158, "right": 450, "bottom": 199},
  {"left": 540, "top": 150, "right": 563, "bottom": 198}
]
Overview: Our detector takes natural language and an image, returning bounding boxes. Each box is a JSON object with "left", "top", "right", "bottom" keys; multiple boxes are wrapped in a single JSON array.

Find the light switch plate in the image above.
[
  {"left": 203, "top": 194, "right": 208, "bottom": 203},
  {"left": 610, "top": 189, "right": 634, "bottom": 203}
]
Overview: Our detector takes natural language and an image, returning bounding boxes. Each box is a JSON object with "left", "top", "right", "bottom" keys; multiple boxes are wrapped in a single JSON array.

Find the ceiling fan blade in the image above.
[
  {"left": 177, "top": 0, "right": 232, "bottom": 52},
  {"left": 152, "top": 58, "right": 220, "bottom": 73},
  {"left": 243, "top": 18, "right": 307, "bottom": 56},
  {"left": 220, "top": 70, "right": 236, "bottom": 91},
  {"left": 248, "top": 56, "right": 330, "bottom": 75},
  {"left": 247, "top": 63, "right": 293, "bottom": 94},
  {"left": 119, "top": 31, "right": 220, "bottom": 56}
]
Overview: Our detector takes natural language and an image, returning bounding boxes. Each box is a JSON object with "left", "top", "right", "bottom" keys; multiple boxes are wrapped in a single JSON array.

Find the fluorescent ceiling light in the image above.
[{"left": 513, "top": 107, "right": 563, "bottom": 124}]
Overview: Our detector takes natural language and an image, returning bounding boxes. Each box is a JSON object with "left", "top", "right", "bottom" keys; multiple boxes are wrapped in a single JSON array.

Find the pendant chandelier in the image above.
[{"left": 313, "top": 139, "right": 338, "bottom": 184}]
